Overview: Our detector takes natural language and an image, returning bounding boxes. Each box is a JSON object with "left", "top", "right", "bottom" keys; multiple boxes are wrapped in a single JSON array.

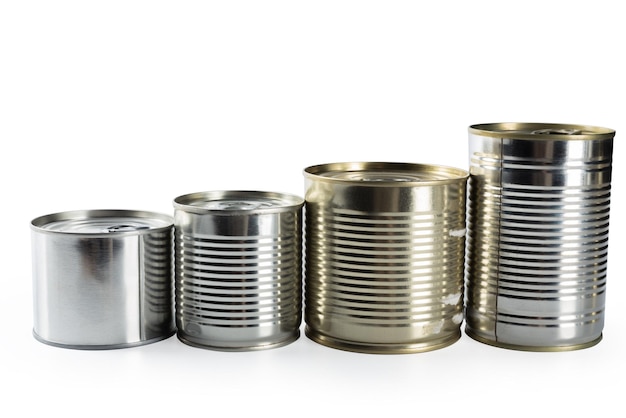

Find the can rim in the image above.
[
  {"left": 173, "top": 190, "right": 305, "bottom": 215},
  {"left": 303, "top": 162, "right": 469, "bottom": 186},
  {"left": 30, "top": 209, "right": 173, "bottom": 236},
  {"left": 469, "top": 122, "right": 615, "bottom": 140}
]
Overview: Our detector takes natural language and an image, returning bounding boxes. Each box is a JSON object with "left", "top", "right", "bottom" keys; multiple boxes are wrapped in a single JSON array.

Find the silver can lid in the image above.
[
  {"left": 31, "top": 210, "right": 173, "bottom": 236},
  {"left": 469, "top": 122, "right": 615, "bottom": 140},
  {"left": 304, "top": 162, "right": 468, "bottom": 186},
  {"left": 173, "top": 191, "right": 304, "bottom": 215}
]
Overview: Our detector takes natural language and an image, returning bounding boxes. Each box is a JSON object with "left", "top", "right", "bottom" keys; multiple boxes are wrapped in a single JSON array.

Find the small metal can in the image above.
[
  {"left": 173, "top": 190, "right": 304, "bottom": 351},
  {"left": 31, "top": 209, "right": 175, "bottom": 349},
  {"left": 303, "top": 162, "right": 469, "bottom": 354},
  {"left": 466, "top": 123, "right": 615, "bottom": 351}
]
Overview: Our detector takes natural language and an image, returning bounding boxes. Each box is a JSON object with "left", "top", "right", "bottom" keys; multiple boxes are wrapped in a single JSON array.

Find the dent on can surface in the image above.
[
  {"left": 173, "top": 191, "right": 304, "bottom": 351},
  {"left": 31, "top": 209, "right": 175, "bottom": 349},
  {"left": 466, "top": 123, "right": 615, "bottom": 351},
  {"left": 303, "top": 162, "right": 469, "bottom": 354}
]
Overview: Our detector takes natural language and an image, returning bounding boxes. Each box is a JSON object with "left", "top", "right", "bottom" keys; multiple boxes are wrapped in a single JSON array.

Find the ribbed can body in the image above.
[
  {"left": 174, "top": 191, "right": 304, "bottom": 351},
  {"left": 31, "top": 210, "right": 175, "bottom": 349},
  {"left": 304, "top": 162, "right": 469, "bottom": 353},
  {"left": 466, "top": 123, "right": 615, "bottom": 350}
]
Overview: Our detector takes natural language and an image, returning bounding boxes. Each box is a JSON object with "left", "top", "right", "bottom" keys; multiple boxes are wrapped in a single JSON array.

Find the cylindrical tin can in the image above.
[
  {"left": 31, "top": 209, "right": 175, "bottom": 349},
  {"left": 466, "top": 123, "right": 615, "bottom": 351},
  {"left": 303, "top": 162, "right": 469, "bottom": 354},
  {"left": 173, "top": 190, "right": 304, "bottom": 351}
]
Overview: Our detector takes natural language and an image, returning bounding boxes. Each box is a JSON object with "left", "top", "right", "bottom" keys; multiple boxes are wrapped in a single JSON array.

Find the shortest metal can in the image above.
[
  {"left": 173, "top": 190, "right": 304, "bottom": 351},
  {"left": 31, "top": 209, "right": 176, "bottom": 349}
]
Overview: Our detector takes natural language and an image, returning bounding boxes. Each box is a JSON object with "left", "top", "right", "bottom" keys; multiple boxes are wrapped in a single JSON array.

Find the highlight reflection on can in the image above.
[
  {"left": 466, "top": 123, "right": 615, "bottom": 351},
  {"left": 173, "top": 191, "right": 304, "bottom": 351},
  {"left": 303, "top": 162, "right": 469, "bottom": 354},
  {"left": 31, "top": 210, "right": 175, "bottom": 349}
]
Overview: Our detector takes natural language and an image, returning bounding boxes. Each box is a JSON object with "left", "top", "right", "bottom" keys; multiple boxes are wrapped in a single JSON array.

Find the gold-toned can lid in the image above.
[{"left": 304, "top": 162, "right": 468, "bottom": 186}]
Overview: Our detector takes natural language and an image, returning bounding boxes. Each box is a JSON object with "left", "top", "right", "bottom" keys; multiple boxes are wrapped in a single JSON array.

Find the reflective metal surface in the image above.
[
  {"left": 173, "top": 190, "right": 304, "bottom": 351},
  {"left": 304, "top": 162, "right": 469, "bottom": 353},
  {"left": 31, "top": 210, "right": 175, "bottom": 349},
  {"left": 466, "top": 123, "right": 615, "bottom": 351}
]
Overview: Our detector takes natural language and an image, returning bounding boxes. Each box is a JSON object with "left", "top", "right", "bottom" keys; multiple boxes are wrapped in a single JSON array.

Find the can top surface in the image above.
[
  {"left": 304, "top": 162, "right": 468, "bottom": 186},
  {"left": 469, "top": 122, "right": 615, "bottom": 140},
  {"left": 173, "top": 190, "right": 304, "bottom": 215},
  {"left": 31, "top": 209, "right": 173, "bottom": 236}
]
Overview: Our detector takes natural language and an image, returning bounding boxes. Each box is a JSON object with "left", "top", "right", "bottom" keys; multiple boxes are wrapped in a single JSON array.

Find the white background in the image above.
[{"left": 1, "top": 1, "right": 624, "bottom": 417}]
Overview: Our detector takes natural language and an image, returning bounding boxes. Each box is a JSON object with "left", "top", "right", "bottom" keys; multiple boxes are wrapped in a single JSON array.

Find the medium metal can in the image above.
[
  {"left": 31, "top": 209, "right": 175, "bottom": 349},
  {"left": 303, "top": 162, "right": 469, "bottom": 353},
  {"left": 466, "top": 123, "right": 615, "bottom": 351},
  {"left": 173, "top": 190, "right": 304, "bottom": 351}
]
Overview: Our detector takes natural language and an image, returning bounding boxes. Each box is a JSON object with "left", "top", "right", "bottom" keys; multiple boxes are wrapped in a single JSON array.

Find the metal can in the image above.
[
  {"left": 466, "top": 123, "right": 615, "bottom": 351},
  {"left": 173, "top": 190, "right": 304, "bottom": 351},
  {"left": 31, "top": 209, "right": 175, "bottom": 349},
  {"left": 303, "top": 162, "right": 469, "bottom": 354}
]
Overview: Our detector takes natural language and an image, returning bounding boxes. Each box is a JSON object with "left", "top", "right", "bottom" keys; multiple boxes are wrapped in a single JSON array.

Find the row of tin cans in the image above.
[{"left": 31, "top": 122, "right": 615, "bottom": 353}]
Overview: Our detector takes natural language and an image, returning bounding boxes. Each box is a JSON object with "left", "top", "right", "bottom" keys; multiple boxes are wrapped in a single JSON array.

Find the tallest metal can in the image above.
[{"left": 465, "top": 123, "right": 615, "bottom": 351}]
